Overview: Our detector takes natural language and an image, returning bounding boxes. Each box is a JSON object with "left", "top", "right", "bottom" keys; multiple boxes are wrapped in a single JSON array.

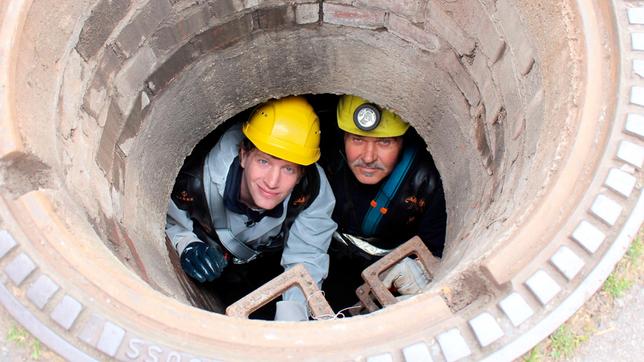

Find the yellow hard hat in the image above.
[
  {"left": 337, "top": 95, "right": 409, "bottom": 137},
  {"left": 243, "top": 96, "right": 321, "bottom": 166}
]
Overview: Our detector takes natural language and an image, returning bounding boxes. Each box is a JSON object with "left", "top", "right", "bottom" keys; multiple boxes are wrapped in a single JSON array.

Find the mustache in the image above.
[{"left": 350, "top": 159, "right": 386, "bottom": 171}]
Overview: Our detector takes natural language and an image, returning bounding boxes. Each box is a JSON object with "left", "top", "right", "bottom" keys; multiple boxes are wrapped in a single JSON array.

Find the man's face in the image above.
[
  {"left": 344, "top": 133, "right": 403, "bottom": 185},
  {"left": 239, "top": 148, "right": 301, "bottom": 210}
]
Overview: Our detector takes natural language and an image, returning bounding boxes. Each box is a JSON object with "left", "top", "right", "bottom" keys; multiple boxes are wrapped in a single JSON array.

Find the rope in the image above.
[{"left": 306, "top": 290, "right": 364, "bottom": 320}]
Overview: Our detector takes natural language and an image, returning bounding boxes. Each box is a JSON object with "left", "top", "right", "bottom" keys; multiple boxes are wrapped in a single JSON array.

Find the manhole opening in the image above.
[{"left": 164, "top": 94, "right": 447, "bottom": 319}]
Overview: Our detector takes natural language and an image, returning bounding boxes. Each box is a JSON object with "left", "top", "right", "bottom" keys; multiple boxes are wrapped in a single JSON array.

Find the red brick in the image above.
[
  {"left": 115, "top": 0, "right": 172, "bottom": 58},
  {"left": 76, "top": 0, "right": 131, "bottom": 61},
  {"left": 151, "top": 5, "right": 211, "bottom": 57},
  {"left": 437, "top": 51, "right": 481, "bottom": 107},
  {"left": 146, "top": 41, "right": 198, "bottom": 94},
  {"left": 323, "top": 3, "right": 386, "bottom": 30},
  {"left": 465, "top": 53, "right": 503, "bottom": 126},
  {"left": 116, "top": 93, "right": 148, "bottom": 157},
  {"left": 386, "top": 13, "right": 439, "bottom": 52},
  {"left": 96, "top": 45, "right": 124, "bottom": 82},
  {"left": 492, "top": 52, "right": 525, "bottom": 129},
  {"left": 355, "top": 0, "right": 426, "bottom": 21},
  {"left": 82, "top": 46, "right": 123, "bottom": 118},
  {"left": 112, "top": 148, "right": 126, "bottom": 192},
  {"left": 243, "top": 0, "right": 313, "bottom": 9},
  {"left": 209, "top": 0, "right": 244, "bottom": 19},
  {"left": 295, "top": 3, "right": 319, "bottom": 24},
  {"left": 496, "top": 0, "right": 535, "bottom": 75},
  {"left": 432, "top": 0, "right": 504, "bottom": 62},
  {"left": 473, "top": 108, "right": 493, "bottom": 174},
  {"left": 113, "top": 46, "right": 157, "bottom": 114},
  {"left": 489, "top": 113, "right": 504, "bottom": 170},
  {"left": 96, "top": 101, "right": 125, "bottom": 175},
  {"left": 251, "top": 6, "right": 293, "bottom": 30},
  {"left": 323, "top": 0, "right": 353, "bottom": 5},
  {"left": 425, "top": 1, "right": 475, "bottom": 56},
  {"left": 192, "top": 13, "right": 253, "bottom": 52},
  {"left": 477, "top": 22, "right": 505, "bottom": 64}
]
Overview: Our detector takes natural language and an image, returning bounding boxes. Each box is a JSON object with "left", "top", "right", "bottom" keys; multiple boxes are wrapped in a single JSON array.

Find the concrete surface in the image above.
[{"left": 573, "top": 283, "right": 644, "bottom": 362}]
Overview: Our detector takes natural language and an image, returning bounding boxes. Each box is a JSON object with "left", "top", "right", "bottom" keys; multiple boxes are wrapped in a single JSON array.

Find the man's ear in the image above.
[{"left": 239, "top": 148, "right": 247, "bottom": 169}]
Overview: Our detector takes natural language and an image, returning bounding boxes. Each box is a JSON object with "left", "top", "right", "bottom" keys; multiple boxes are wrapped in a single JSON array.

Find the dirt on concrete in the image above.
[
  {"left": 574, "top": 283, "right": 644, "bottom": 361},
  {"left": 522, "top": 230, "right": 644, "bottom": 361},
  {"left": 0, "top": 304, "right": 63, "bottom": 362}
]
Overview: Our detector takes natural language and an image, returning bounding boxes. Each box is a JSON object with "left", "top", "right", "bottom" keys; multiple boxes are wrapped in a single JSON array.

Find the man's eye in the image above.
[
  {"left": 378, "top": 139, "right": 391, "bottom": 146},
  {"left": 283, "top": 167, "right": 295, "bottom": 174},
  {"left": 258, "top": 159, "right": 269, "bottom": 165},
  {"left": 352, "top": 137, "right": 363, "bottom": 143}
]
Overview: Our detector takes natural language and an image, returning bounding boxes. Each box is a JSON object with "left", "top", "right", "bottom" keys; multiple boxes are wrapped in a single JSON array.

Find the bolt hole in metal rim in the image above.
[{"left": 0, "top": 0, "right": 642, "bottom": 361}]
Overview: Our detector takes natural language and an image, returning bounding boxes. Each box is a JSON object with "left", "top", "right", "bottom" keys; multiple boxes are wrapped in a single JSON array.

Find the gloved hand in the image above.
[
  {"left": 382, "top": 257, "right": 429, "bottom": 296},
  {"left": 274, "top": 301, "right": 309, "bottom": 321},
  {"left": 180, "top": 242, "right": 227, "bottom": 283}
]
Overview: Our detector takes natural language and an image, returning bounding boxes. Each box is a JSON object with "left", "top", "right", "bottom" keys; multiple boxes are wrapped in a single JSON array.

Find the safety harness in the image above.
[
  {"left": 361, "top": 145, "right": 418, "bottom": 236},
  {"left": 171, "top": 145, "right": 319, "bottom": 264},
  {"left": 332, "top": 144, "right": 423, "bottom": 258}
]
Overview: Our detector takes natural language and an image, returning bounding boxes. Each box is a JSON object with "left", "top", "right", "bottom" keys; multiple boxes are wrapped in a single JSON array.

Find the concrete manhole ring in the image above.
[{"left": 1, "top": 0, "right": 643, "bottom": 361}]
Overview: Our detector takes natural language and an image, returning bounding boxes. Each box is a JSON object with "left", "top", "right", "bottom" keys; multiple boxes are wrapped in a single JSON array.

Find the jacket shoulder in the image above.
[{"left": 408, "top": 146, "right": 441, "bottom": 196}]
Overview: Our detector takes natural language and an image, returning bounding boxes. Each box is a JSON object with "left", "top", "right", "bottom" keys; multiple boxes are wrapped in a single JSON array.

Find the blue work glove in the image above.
[{"left": 180, "top": 242, "right": 227, "bottom": 283}]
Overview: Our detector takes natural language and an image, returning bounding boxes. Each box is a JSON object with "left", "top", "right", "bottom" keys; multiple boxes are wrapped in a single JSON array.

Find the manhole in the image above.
[{"left": 0, "top": 1, "right": 642, "bottom": 360}]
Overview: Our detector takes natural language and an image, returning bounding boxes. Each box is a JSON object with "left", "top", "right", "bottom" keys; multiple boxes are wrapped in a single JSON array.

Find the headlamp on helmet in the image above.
[
  {"left": 337, "top": 95, "right": 410, "bottom": 137},
  {"left": 353, "top": 103, "right": 381, "bottom": 131}
]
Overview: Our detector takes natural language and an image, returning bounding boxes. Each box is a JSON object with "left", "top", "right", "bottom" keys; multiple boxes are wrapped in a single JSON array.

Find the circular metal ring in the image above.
[{"left": 353, "top": 104, "right": 381, "bottom": 131}]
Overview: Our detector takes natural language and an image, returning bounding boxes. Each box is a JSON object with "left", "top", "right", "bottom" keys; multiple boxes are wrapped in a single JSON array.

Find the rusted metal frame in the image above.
[
  {"left": 355, "top": 284, "right": 380, "bottom": 313},
  {"left": 225, "top": 263, "right": 333, "bottom": 319},
  {"left": 360, "top": 236, "right": 440, "bottom": 308}
]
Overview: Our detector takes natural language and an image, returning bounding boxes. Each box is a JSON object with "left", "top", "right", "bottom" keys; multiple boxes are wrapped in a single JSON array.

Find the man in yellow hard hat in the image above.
[
  {"left": 321, "top": 94, "right": 446, "bottom": 313},
  {"left": 166, "top": 96, "right": 337, "bottom": 321}
]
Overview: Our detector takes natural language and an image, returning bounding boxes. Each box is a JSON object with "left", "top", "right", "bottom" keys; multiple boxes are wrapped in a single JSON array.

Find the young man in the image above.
[
  {"left": 166, "top": 96, "right": 337, "bottom": 321},
  {"left": 322, "top": 95, "right": 447, "bottom": 312}
]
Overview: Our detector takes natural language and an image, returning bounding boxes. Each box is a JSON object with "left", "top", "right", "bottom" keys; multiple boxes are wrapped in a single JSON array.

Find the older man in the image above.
[{"left": 321, "top": 95, "right": 446, "bottom": 313}]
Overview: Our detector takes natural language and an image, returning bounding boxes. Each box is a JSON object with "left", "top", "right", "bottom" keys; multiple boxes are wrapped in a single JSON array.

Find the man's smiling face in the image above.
[
  {"left": 239, "top": 147, "right": 301, "bottom": 210},
  {"left": 344, "top": 133, "right": 403, "bottom": 185}
]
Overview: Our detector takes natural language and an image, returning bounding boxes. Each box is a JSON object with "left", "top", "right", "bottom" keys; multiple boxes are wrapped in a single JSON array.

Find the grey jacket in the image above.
[{"left": 165, "top": 124, "right": 337, "bottom": 305}]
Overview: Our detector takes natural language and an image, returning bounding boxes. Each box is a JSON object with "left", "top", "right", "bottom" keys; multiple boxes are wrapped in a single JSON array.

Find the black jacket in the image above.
[{"left": 323, "top": 134, "right": 447, "bottom": 259}]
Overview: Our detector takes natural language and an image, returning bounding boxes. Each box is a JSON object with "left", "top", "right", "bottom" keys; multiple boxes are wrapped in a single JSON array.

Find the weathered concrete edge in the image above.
[{"left": 481, "top": 191, "right": 644, "bottom": 362}]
